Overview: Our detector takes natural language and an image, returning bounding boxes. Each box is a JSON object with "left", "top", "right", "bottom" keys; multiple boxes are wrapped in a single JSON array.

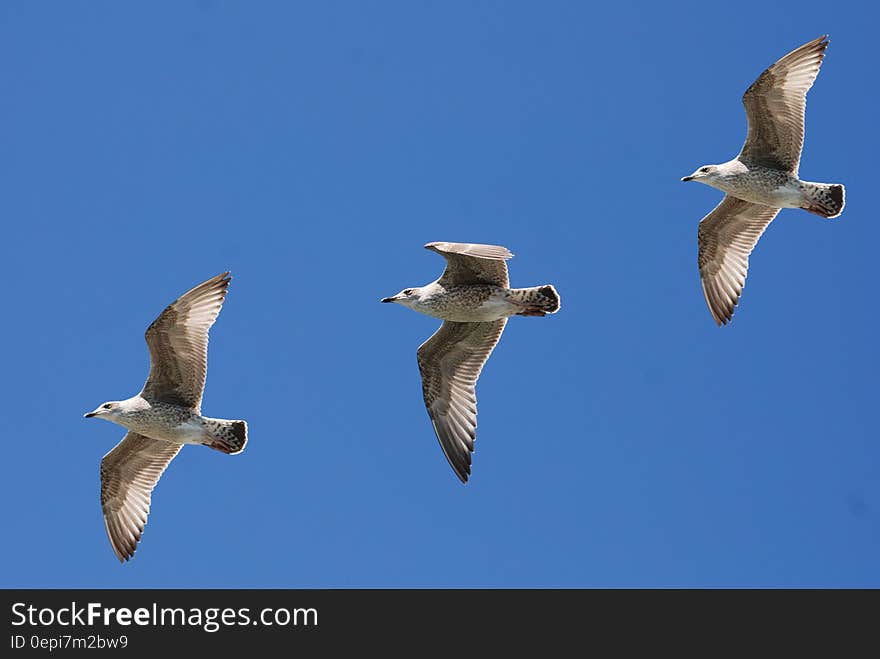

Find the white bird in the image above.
[
  {"left": 383, "top": 242, "right": 560, "bottom": 483},
  {"left": 84, "top": 272, "right": 247, "bottom": 562},
  {"left": 682, "top": 35, "right": 845, "bottom": 325}
]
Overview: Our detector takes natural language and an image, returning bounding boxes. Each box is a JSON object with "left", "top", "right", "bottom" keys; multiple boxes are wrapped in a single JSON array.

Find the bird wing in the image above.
[
  {"left": 417, "top": 319, "right": 507, "bottom": 483},
  {"left": 140, "top": 272, "right": 231, "bottom": 410},
  {"left": 738, "top": 35, "right": 828, "bottom": 174},
  {"left": 100, "top": 432, "right": 182, "bottom": 562},
  {"left": 425, "top": 242, "right": 512, "bottom": 288},
  {"left": 698, "top": 195, "right": 780, "bottom": 325}
]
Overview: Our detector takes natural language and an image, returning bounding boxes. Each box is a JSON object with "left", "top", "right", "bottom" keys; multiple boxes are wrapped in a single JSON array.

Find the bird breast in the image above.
[
  {"left": 415, "top": 286, "right": 515, "bottom": 322},
  {"left": 714, "top": 165, "right": 801, "bottom": 207}
]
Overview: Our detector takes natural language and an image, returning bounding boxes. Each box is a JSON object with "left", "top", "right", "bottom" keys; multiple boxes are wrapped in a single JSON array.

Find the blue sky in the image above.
[{"left": 1, "top": 1, "right": 877, "bottom": 587}]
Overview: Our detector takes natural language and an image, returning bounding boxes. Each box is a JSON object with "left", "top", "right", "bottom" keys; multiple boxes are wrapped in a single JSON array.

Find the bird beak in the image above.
[
  {"left": 84, "top": 412, "right": 97, "bottom": 418},
  {"left": 380, "top": 296, "right": 396, "bottom": 303},
  {"left": 681, "top": 175, "right": 694, "bottom": 182}
]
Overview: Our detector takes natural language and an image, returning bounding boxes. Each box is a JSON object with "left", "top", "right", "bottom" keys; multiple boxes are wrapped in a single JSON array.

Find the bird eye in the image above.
[
  {"left": 404, "top": 289, "right": 413, "bottom": 295},
  {"left": 700, "top": 167, "right": 710, "bottom": 173},
  {"left": 103, "top": 404, "right": 112, "bottom": 409}
]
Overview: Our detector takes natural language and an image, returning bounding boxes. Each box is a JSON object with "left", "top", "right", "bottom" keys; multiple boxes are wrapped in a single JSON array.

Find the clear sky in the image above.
[{"left": 1, "top": 1, "right": 877, "bottom": 588}]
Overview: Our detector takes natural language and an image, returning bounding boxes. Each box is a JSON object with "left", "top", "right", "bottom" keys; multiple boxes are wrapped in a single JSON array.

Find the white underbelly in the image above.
[
  {"left": 775, "top": 184, "right": 805, "bottom": 208},
  {"left": 440, "top": 297, "right": 515, "bottom": 322},
  {"left": 475, "top": 297, "right": 516, "bottom": 320},
  {"left": 173, "top": 420, "right": 207, "bottom": 445},
  {"left": 729, "top": 182, "right": 803, "bottom": 208},
  {"left": 126, "top": 419, "right": 203, "bottom": 444}
]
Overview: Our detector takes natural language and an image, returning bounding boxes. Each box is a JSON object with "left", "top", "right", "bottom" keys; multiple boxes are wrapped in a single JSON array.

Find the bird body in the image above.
[
  {"left": 685, "top": 160, "right": 843, "bottom": 216},
  {"left": 391, "top": 282, "right": 560, "bottom": 322},
  {"left": 89, "top": 397, "right": 200, "bottom": 443},
  {"left": 87, "top": 397, "right": 246, "bottom": 452},
  {"left": 688, "top": 161, "right": 798, "bottom": 205}
]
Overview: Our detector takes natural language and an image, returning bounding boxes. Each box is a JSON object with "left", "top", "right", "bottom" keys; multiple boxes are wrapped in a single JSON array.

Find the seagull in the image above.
[
  {"left": 84, "top": 272, "right": 247, "bottom": 562},
  {"left": 682, "top": 35, "right": 845, "bottom": 325},
  {"left": 382, "top": 242, "right": 560, "bottom": 483}
]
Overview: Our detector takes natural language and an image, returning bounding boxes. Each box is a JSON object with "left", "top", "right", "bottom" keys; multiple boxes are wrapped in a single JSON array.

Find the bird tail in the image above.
[
  {"left": 205, "top": 419, "right": 248, "bottom": 455},
  {"left": 511, "top": 285, "right": 561, "bottom": 317},
  {"left": 801, "top": 182, "right": 845, "bottom": 218}
]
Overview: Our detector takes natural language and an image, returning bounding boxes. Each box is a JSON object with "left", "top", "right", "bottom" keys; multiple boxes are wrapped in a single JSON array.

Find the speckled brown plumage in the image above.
[
  {"left": 141, "top": 272, "right": 231, "bottom": 411},
  {"left": 417, "top": 319, "right": 507, "bottom": 482},
  {"left": 739, "top": 35, "right": 828, "bottom": 174},
  {"left": 100, "top": 433, "right": 181, "bottom": 562},
  {"left": 698, "top": 197, "right": 780, "bottom": 325},
  {"left": 685, "top": 35, "right": 845, "bottom": 326},
  {"left": 384, "top": 242, "right": 560, "bottom": 483},
  {"left": 86, "top": 272, "right": 247, "bottom": 563},
  {"left": 427, "top": 241, "right": 511, "bottom": 287}
]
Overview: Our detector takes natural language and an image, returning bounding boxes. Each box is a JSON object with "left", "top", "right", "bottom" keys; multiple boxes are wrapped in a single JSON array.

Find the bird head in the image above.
[
  {"left": 381, "top": 287, "right": 421, "bottom": 308},
  {"left": 681, "top": 164, "right": 720, "bottom": 184},
  {"left": 84, "top": 401, "right": 124, "bottom": 421}
]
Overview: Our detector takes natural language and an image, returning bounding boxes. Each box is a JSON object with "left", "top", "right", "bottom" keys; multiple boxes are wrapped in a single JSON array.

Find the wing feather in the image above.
[
  {"left": 140, "top": 272, "right": 231, "bottom": 410},
  {"left": 416, "top": 320, "right": 507, "bottom": 482},
  {"left": 100, "top": 432, "right": 181, "bottom": 562},
  {"left": 425, "top": 242, "right": 512, "bottom": 288},
  {"left": 738, "top": 35, "right": 829, "bottom": 173},
  {"left": 698, "top": 196, "right": 781, "bottom": 325}
]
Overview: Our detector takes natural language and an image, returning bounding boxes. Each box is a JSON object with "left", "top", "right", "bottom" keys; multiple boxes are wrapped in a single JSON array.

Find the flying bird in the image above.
[
  {"left": 382, "top": 242, "right": 560, "bottom": 483},
  {"left": 84, "top": 272, "right": 247, "bottom": 562},
  {"left": 682, "top": 35, "right": 845, "bottom": 325}
]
